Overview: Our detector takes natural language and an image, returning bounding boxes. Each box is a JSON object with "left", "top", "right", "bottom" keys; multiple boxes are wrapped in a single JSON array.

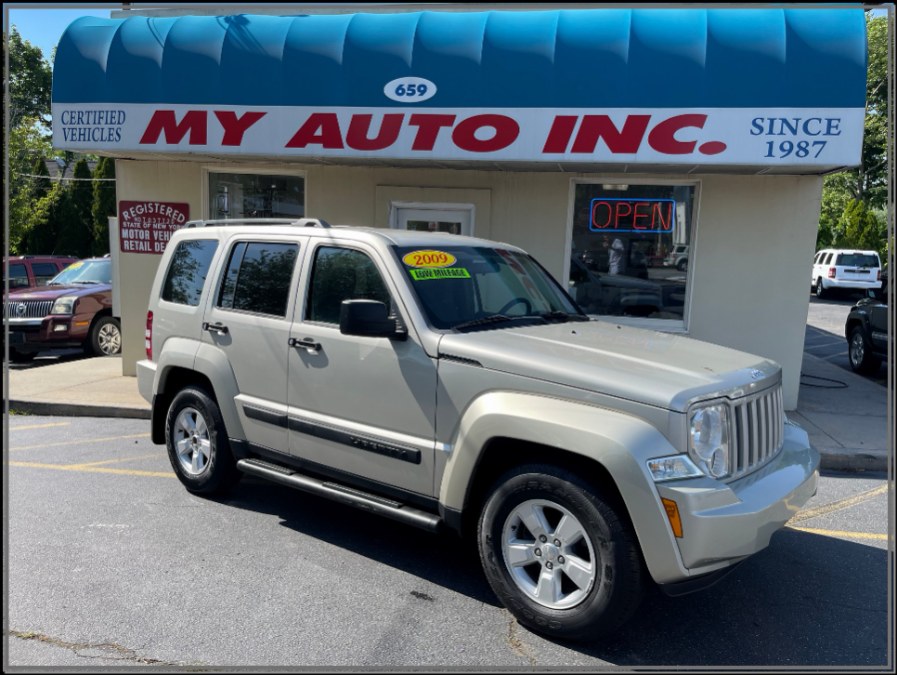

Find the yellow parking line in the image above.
[
  {"left": 7, "top": 422, "right": 72, "bottom": 431},
  {"left": 9, "top": 433, "right": 151, "bottom": 452},
  {"left": 9, "top": 461, "right": 174, "bottom": 478},
  {"left": 67, "top": 454, "right": 161, "bottom": 469},
  {"left": 787, "top": 525, "right": 890, "bottom": 541},
  {"left": 789, "top": 484, "right": 889, "bottom": 524}
]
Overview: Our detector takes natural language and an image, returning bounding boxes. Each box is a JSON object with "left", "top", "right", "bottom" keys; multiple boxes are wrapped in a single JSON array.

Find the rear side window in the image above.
[
  {"left": 32, "top": 262, "right": 60, "bottom": 286},
  {"left": 161, "top": 239, "right": 218, "bottom": 306},
  {"left": 217, "top": 241, "right": 299, "bottom": 317}
]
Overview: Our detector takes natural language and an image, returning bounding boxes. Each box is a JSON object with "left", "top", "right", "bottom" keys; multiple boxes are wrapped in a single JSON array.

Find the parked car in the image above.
[
  {"left": 137, "top": 218, "right": 818, "bottom": 642},
  {"left": 4, "top": 257, "right": 121, "bottom": 362},
  {"left": 811, "top": 248, "right": 882, "bottom": 298},
  {"left": 663, "top": 244, "right": 689, "bottom": 271},
  {"left": 845, "top": 295, "right": 888, "bottom": 374},
  {"left": 4, "top": 255, "right": 79, "bottom": 290}
]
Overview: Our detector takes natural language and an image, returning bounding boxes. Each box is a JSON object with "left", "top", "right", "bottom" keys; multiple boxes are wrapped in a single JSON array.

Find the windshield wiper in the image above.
[
  {"left": 537, "top": 311, "right": 590, "bottom": 323},
  {"left": 453, "top": 314, "right": 515, "bottom": 332}
]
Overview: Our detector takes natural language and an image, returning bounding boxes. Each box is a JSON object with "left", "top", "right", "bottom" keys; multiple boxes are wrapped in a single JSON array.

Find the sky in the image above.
[{"left": 6, "top": 5, "right": 113, "bottom": 62}]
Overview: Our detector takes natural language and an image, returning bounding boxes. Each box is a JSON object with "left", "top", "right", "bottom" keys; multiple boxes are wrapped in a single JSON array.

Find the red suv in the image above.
[
  {"left": 4, "top": 255, "right": 79, "bottom": 290},
  {"left": 5, "top": 257, "right": 121, "bottom": 362}
]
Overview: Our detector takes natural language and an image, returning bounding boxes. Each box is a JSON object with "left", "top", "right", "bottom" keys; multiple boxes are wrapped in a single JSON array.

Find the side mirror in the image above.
[{"left": 339, "top": 299, "right": 405, "bottom": 339}]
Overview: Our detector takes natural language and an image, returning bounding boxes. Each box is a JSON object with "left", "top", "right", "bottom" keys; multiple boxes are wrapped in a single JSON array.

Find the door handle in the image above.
[
  {"left": 202, "top": 321, "right": 229, "bottom": 335},
  {"left": 289, "top": 337, "right": 321, "bottom": 351}
]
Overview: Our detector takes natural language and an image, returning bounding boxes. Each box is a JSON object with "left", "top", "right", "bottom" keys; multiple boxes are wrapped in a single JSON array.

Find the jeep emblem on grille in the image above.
[
  {"left": 751, "top": 369, "right": 764, "bottom": 380},
  {"left": 16, "top": 303, "right": 26, "bottom": 317}
]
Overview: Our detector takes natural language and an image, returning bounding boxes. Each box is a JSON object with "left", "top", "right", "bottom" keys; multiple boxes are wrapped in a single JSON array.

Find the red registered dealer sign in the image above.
[{"left": 119, "top": 201, "right": 189, "bottom": 254}]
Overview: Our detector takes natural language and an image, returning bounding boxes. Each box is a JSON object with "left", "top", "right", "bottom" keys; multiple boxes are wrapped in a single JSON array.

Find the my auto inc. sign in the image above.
[{"left": 55, "top": 105, "right": 863, "bottom": 168}]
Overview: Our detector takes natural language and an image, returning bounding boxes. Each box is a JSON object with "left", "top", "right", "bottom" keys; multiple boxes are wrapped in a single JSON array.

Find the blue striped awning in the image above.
[
  {"left": 51, "top": 8, "right": 868, "bottom": 171},
  {"left": 53, "top": 8, "right": 867, "bottom": 108}
]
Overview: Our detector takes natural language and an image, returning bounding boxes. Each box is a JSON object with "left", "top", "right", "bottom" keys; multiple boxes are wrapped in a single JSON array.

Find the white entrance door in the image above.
[{"left": 392, "top": 205, "right": 473, "bottom": 237}]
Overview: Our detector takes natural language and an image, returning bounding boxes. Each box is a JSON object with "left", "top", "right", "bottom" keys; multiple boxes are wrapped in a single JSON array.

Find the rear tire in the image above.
[
  {"left": 815, "top": 278, "right": 827, "bottom": 298},
  {"left": 477, "top": 464, "right": 646, "bottom": 641},
  {"left": 848, "top": 326, "right": 881, "bottom": 374},
  {"left": 165, "top": 386, "right": 240, "bottom": 496}
]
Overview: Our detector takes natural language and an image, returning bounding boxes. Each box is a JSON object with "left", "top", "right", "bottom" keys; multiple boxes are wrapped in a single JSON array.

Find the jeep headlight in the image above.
[
  {"left": 688, "top": 403, "right": 730, "bottom": 478},
  {"left": 51, "top": 296, "right": 77, "bottom": 315}
]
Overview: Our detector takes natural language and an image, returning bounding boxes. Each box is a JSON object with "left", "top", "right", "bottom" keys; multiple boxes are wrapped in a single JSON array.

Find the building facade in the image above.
[{"left": 51, "top": 5, "right": 869, "bottom": 409}]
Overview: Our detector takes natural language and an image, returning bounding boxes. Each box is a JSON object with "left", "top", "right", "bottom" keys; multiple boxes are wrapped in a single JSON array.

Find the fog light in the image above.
[{"left": 53, "top": 324, "right": 67, "bottom": 332}]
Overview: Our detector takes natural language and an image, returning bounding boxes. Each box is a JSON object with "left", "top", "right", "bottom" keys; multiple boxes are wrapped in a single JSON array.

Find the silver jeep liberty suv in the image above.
[{"left": 138, "top": 218, "right": 819, "bottom": 641}]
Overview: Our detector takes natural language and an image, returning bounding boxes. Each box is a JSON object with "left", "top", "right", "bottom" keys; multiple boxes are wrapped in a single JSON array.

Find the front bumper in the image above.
[
  {"left": 7, "top": 317, "right": 91, "bottom": 351},
  {"left": 136, "top": 359, "right": 157, "bottom": 405},
  {"left": 654, "top": 420, "right": 819, "bottom": 577}
]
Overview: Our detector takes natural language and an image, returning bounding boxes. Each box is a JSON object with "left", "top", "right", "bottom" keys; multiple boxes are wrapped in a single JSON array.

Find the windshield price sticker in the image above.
[
  {"left": 402, "top": 250, "right": 457, "bottom": 268},
  {"left": 410, "top": 268, "right": 471, "bottom": 281}
]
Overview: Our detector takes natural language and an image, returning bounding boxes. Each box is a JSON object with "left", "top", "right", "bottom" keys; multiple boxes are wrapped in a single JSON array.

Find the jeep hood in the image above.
[{"left": 437, "top": 320, "right": 779, "bottom": 411}]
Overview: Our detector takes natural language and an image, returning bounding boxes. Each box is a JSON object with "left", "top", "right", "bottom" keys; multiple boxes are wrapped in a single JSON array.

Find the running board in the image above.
[{"left": 236, "top": 458, "right": 443, "bottom": 533}]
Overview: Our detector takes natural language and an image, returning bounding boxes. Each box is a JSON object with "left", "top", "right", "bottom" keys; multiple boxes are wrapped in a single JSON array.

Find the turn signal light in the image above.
[{"left": 661, "top": 498, "right": 683, "bottom": 538}]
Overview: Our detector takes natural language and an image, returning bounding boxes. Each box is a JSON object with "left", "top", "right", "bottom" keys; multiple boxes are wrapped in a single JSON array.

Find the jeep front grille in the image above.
[
  {"left": 729, "top": 385, "right": 785, "bottom": 479},
  {"left": 3, "top": 300, "right": 54, "bottom": 320}
]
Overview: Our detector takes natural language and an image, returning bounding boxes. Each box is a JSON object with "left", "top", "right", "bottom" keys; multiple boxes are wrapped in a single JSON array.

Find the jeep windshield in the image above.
[
  {"left": 394, "top": 245, "right": 587, "bottom": 332},
  {"left": 49, "top": 259, "right": 112, "bottom": 285}
]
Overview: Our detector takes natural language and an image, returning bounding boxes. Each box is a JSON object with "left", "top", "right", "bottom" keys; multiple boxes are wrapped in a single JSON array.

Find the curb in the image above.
[
  {"left": 8, "top": 400, "right": 151, "bottom": 420},
  {"left": 818, "top": 448, "right": 890, "bottom": 473}
]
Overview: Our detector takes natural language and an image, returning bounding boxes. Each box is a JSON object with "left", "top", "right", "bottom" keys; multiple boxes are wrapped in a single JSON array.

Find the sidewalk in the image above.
[{"left": 4, "top": 353, "right": 891, "bottom": 472}]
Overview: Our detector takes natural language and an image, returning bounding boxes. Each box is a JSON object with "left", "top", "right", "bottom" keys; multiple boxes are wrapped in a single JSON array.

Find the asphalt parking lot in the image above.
[
  {"left": 803, "top": 292, "right": 888, "bottom": 388},
  {"left": 6, "top": 414, "right": 890, "bottom": 669}
]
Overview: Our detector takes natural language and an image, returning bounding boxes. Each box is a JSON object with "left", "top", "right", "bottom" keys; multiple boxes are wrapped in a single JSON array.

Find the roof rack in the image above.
[{"left": 184, "top": 218, "right": 331, "bottom": 229}]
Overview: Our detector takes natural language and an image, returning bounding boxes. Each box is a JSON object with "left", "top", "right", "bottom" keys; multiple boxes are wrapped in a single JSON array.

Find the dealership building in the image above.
[{"left": 51, "top": 4, "right": 869, "bottom": 409}]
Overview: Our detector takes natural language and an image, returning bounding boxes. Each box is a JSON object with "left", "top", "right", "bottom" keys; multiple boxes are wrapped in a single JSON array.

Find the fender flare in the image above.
[
  {"left": 154, "top": 339, "right": 245, "bottom": 442},
  {"left": 438, "top": 391, "right": 687, "bottom": 583}
]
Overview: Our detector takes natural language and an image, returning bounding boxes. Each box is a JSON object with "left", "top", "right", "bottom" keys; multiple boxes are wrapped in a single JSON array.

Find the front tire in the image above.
[
  {"left": 165, "top": 386, "right": 240, "bottom": 496},
  {"left": 848, "top": 326, "right": 881, "bottom": 374},
  {"left": 87, "top": 316, "right": 122, "bottom": 356},
  {"left": 477, "top": 464, "right": 645, "bottom": 641},
  {"left": 9, "top": 348, "right": 36, "bottom": 363}
]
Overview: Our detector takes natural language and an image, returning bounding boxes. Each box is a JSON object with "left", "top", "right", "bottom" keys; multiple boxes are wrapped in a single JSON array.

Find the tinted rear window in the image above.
[{"left": 835, "top": 253, "right": 879, "bottom": 268}]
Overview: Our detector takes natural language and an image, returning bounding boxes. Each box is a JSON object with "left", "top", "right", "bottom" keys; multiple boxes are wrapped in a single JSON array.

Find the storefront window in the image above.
[
  {"left": 208, "top": 172, "right": 304, "bottom": 220},
  {"left": 568, "top": 183, "right": 696, "bottom": 322}
]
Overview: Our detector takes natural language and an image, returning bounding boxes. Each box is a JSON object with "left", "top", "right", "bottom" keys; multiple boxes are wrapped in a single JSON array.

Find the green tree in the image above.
[
  {"left": 23, "top": 183, "right": 65, "bottom": 254},
  {"left": 818, "top": 13, "right": 890, "bottom": 255},
  {"left": 55, "top": 158, "right": 95, "bottom": 257},
  {"left": 837, "top": 200, "right": 886, "bottom": 252},
  {"left": 91, "top": 157, "right": 117, "bottom": 255},
  {"left": 4, "top": 26, "right": 52, "bottom": 130},
  {"left": 7, "top": 118, "right": 53, "bottom": 253}
]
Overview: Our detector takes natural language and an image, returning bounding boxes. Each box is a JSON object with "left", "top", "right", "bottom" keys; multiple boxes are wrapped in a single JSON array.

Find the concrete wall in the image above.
[{"left": 113, "top": 159, "right": 822, "bottom": 408}]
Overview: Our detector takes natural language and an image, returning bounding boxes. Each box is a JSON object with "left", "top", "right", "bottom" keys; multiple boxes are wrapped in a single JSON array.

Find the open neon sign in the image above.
[{"left": 589, "top": 198, "right": 675, "bottom": 233}]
